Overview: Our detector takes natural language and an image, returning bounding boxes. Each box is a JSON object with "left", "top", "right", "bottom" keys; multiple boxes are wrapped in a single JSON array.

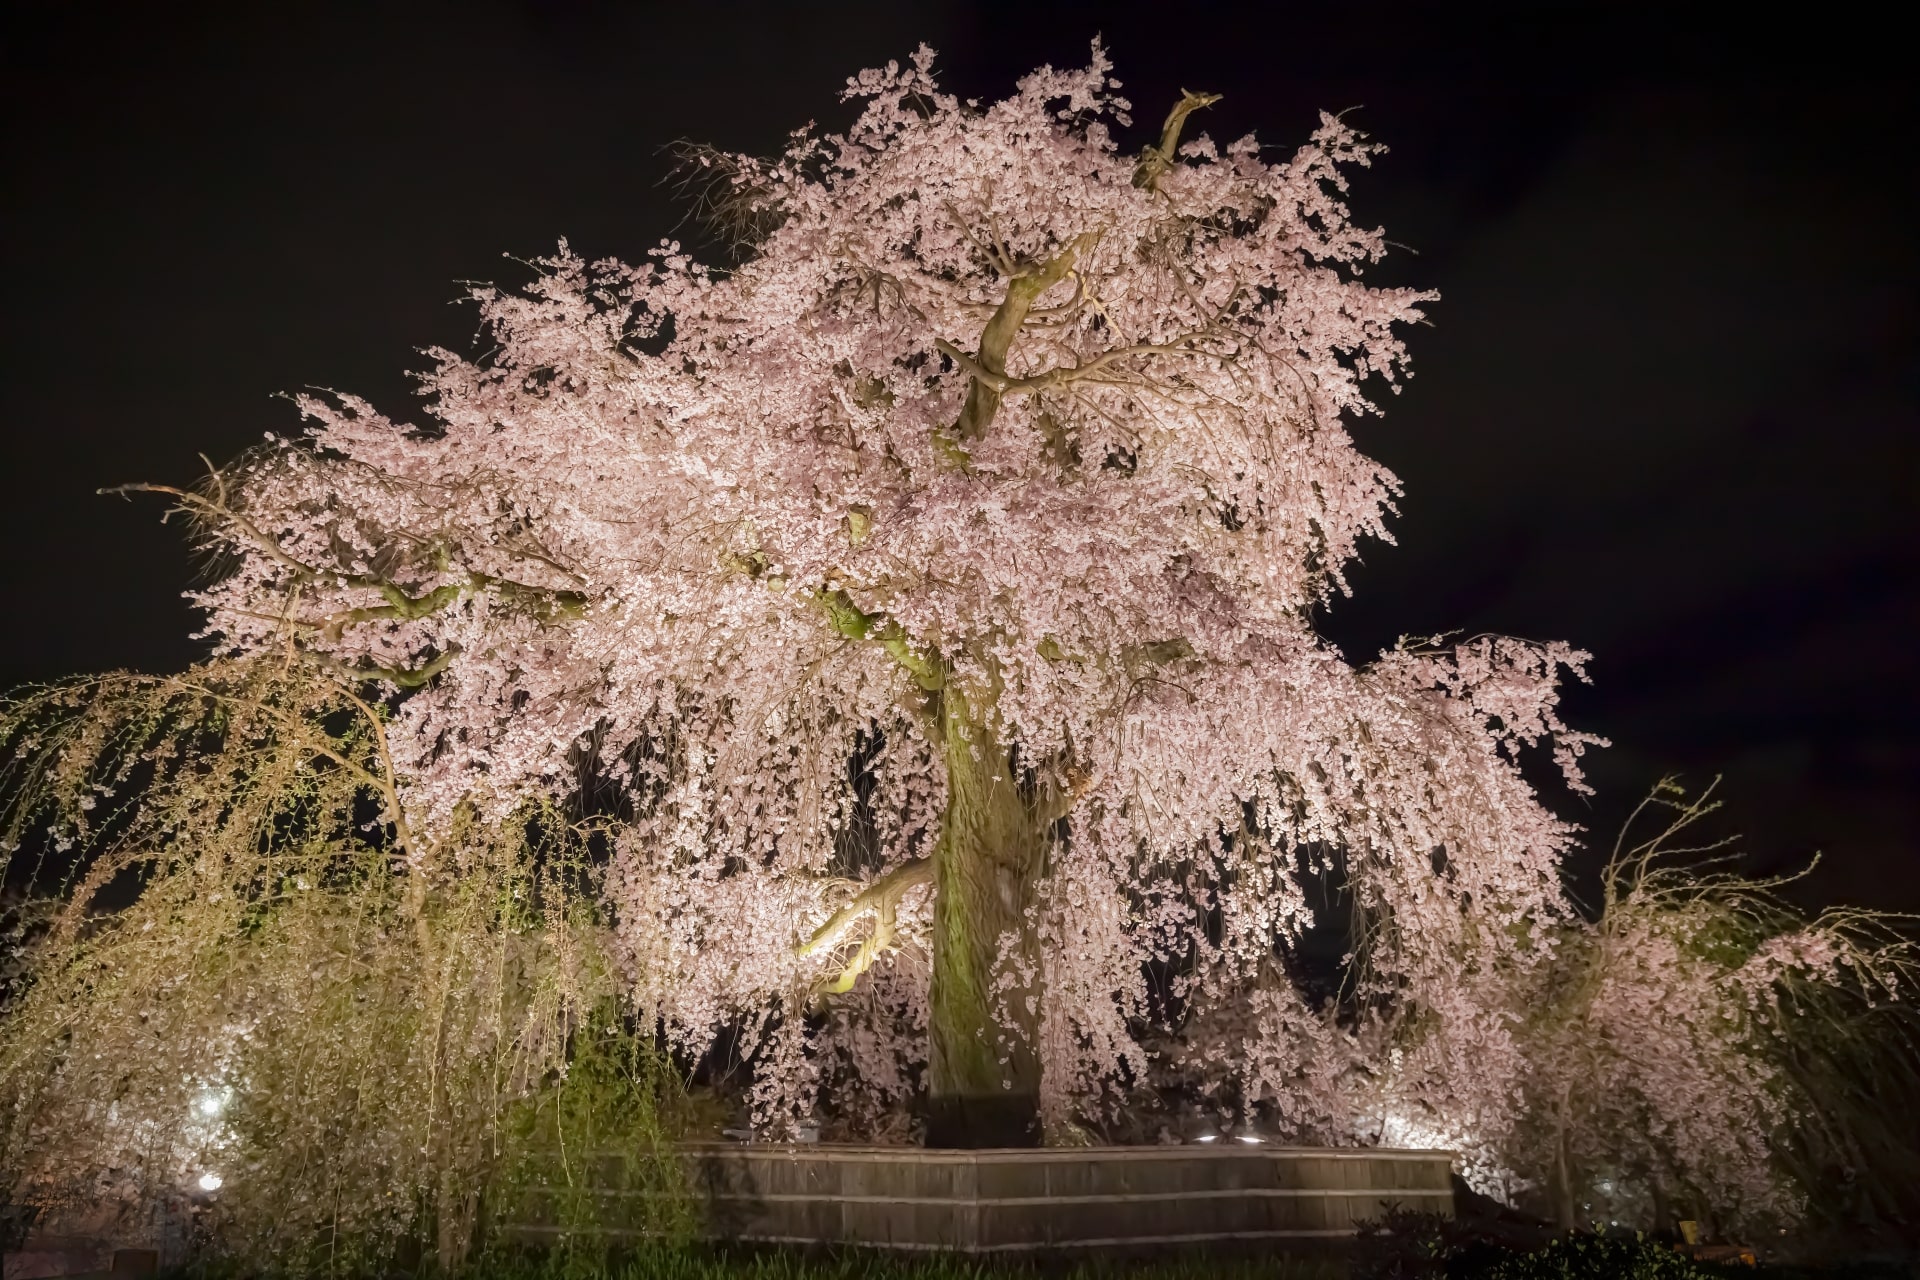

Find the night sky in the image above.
[{"left": 4, "top": 5, "right": 1914, "bottom": 910}]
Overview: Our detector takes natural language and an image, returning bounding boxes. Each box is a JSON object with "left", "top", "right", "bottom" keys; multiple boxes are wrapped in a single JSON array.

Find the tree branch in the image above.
[
  {"left": 1133, "top": 89, "right": 1222, "bottom": 191},
  {"left": 798, "top": 856, "right": 934, "bottom": 957},
  {"left": 799, "top": 856, "right": 935, "bottom": 996},
  {"left": 297, "top": 643, "right": 461, "bottom": 691},
  {"left": 949, "top": 230, "right": 1101, "bottom": 443},
  {"left": 108, "top": 481, "right": 589, "bottom": 641},
  {"left": 935, "top": 328, "right": 1218, "bottom": 400},
  {"left": 811, "top": 587, "right": 944, "bottom": 691}
]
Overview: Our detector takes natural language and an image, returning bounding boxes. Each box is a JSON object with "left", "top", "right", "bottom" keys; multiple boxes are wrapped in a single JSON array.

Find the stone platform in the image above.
[{"left": 520, "top": 1143, "right": 1456, "bottom": 1253}]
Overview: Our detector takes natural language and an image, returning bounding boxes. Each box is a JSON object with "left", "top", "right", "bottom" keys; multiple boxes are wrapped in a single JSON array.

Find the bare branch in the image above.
[{"left": 1133, "top": 89, "right": 1223, "bottom": 191}]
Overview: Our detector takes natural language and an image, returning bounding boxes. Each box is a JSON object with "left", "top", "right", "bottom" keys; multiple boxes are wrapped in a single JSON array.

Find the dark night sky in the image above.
[{"left": 3, "top": 4, "right": 1915, "bottom": 909}]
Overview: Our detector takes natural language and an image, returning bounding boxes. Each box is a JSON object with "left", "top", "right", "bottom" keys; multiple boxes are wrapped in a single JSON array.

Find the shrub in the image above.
[
  {"left": 0, "top": 662, "right": 688, "bottom": 1275},
  {"left": 1481, "top": 1233, "right": 1724, "bottom": 1279}
]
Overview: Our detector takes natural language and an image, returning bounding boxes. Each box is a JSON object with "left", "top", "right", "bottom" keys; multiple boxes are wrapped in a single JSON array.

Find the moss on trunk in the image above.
[{"left": 924, "top": 686, "right": 1047, "bottom": 1147}]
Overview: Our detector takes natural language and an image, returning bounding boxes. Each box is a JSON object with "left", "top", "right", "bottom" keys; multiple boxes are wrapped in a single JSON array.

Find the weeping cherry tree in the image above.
[{"left": 141, "top": 46, "right": 1601, "bottom": 1144}]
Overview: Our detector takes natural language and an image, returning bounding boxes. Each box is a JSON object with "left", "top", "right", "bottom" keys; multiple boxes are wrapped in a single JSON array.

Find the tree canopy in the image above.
[{"left": 158, "top": 43, "right": 1605, "bottom": 1141}]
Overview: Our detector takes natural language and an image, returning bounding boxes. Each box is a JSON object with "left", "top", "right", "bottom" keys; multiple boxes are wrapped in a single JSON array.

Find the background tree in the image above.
[
  {"left": 0, "top": 662, "right": 690, "bottom": 1272},
  {"left": 145, "top": 46, "right": 1597, "bottom": 1144},
  {"left": 1493, "top": 780, "right": 1918, "bottom": 1237}
]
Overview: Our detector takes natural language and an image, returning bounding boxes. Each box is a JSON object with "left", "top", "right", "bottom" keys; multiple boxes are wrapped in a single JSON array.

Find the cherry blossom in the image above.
[{"left": 174, "top": 44, "right": 1600, "bottom": 1140}]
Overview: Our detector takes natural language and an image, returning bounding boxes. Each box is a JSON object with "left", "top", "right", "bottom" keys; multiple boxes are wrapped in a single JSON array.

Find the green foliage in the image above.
[
  {"left": 1479, "top": 1235, "right": 1724, "bottom": 1280},
  {"left": 1351, "top": 1208, "right": 1771, "bottom": 1280},
  {"left": 0, "top": 660, "right": 689, "bottom": 1276},
  {"left": 169, "top": 1238, "right": 1920, "bottom": 1280},
  {"left": 491, "top": 1005, "right": 699, "bottom": 1278}
]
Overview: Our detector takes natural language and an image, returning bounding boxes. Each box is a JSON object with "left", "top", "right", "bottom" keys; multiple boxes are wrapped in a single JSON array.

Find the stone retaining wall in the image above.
[{"left": 517, "top": 1144, "right": 1456, "bottom": 1253}]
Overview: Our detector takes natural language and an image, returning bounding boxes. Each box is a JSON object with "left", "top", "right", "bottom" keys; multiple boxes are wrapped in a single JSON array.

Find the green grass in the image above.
[
  {"left": 167, "top": 1236, "right": 1919, "bottom": 1280},
  {"left": 461, "top": 1249, "right": 1347, "bottom": 1280}
]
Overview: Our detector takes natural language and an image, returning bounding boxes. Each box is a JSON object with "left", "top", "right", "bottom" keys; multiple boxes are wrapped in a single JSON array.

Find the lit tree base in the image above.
[{"left": 924, "top": 1092, "right": 1040, "bottom": 1149}]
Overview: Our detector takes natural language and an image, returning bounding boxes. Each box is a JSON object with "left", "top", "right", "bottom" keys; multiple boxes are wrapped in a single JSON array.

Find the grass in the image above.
[
  {"left": 458, "top": 1249, "right": 1349, "bottom": 1280},
  {"left": 220, "top": 1239, "right": 1908, "bottom": 1280}
]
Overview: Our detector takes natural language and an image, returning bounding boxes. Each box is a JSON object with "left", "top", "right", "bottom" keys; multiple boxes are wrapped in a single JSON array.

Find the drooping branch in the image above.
[
  {"left": 29, "top": 667, "right": 427, "bottom": 940},
  {"left": 108, "top": 481, "right": 588, "bottom": 650}
]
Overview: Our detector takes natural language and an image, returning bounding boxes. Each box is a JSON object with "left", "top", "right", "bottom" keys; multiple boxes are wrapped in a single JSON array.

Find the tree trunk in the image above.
[
  {"left": 924, "top": 687, "right": 1047, "bottom": 1147},
  {"left": 1550, "top": 1101, "right": 1579, "bottom": 1230},
  {"left": 1649, "top": 1168, "right": 1673, "bottom": 1236}
]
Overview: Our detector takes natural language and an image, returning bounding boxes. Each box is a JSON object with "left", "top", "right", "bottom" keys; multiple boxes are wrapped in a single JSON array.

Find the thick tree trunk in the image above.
[
  {"left": 1649, "top": 1168, "right": 1674, "bottom": 1236},
  {"left": 1550, "top": 1102, "right": 1579, "bottom": 1230},
  {"left": 924, "top": 687, "right": 1047, "bottom": 1147}
]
